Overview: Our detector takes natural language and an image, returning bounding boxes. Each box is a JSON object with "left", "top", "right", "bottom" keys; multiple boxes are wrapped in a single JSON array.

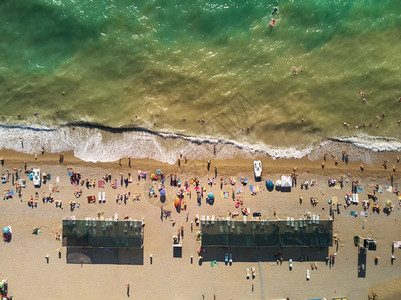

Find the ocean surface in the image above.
[{"left": 0, "top": 0, "right": 401, "bottom": 163}]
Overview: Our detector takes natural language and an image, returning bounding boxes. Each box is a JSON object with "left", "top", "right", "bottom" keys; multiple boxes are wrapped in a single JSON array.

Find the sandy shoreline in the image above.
[{"left": 1, "top": 148, "right": 401, "bottom": 299}]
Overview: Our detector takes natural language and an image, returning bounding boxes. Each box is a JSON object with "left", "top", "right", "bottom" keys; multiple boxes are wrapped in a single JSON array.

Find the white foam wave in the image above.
[
  {"left": 332, "top": 134, "right": 401, "bottom": 152},
  {"left": 0, "top": 126, "right": 399, "bottom": 164}
]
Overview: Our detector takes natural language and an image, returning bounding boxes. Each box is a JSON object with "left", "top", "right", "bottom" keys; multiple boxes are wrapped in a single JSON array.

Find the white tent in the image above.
[{"left": 281, "top": 175, "right": 292, "bottom": 188}]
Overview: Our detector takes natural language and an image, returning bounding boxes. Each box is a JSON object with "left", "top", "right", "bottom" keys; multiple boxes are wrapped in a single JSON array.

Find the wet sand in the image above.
[{"left": 1, "top": 149, "right": 401, "bottom": 299}]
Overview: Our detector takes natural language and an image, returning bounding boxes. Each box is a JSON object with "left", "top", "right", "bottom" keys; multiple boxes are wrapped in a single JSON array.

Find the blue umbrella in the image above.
[
  {"left": 160, "top": 189, "right": 166, "bottom": 196},
  {"left": 265, "top": 180, "right": 274, "bottom": 188},
  {"left": 156, "top": 169, "right": 162, "bottom": 175},
  {"left": 208, "top": 193, "right": 214, "bottom": 199},
  {"left": 3, "top": 226, "right": 10, "bottom": 234}
]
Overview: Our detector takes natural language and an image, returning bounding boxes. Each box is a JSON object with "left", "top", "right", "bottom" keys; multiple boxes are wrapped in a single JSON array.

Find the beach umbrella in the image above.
[
  {"left": 386, "top": 200, "right": 392, "bottom": 206},
  {"left": 174, "top": 197, "right": 180, "bottom": 207},
  {"left": 208, "top": 193, "right": 214, "bottom": 200},
  {"left": 160, "top": 189, "right": 166, "bottom": 196},
  {"left": 265, "top": 180, "right": 274, "bottom": 188},
  {"left": 3, "top": 226, "right": 10, "bottom": 234},
  {"left": 156, "top": 169, "right": 162, "bottom": 175}
]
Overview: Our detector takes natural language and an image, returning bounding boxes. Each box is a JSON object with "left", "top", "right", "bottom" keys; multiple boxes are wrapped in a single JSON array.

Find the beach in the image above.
[
  {"left": 1, "top": 1, "right": 401, "bottom": 299},
  {"left": 1, "top": 149, "right": 401, "bottom": 299}
]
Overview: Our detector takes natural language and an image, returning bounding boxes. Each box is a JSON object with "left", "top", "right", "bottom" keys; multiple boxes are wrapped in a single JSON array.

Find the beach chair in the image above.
[
  {"left": 201, "top": 215, "right": 205, "bottom": 223},
  {"left": 243, "top": 216, "right": 247, "bottom": 223},
  {"left": 306, "top": 269, "right": 310, "bottom": 281},
  {"left": 246, "top": 268, "right": 250, "bottom": 279},
  {"left": 102, "top": 192, "right": 106, "bottom": 203},
  {"left": 294, "top": 220, "right": 299, "bottom": 231},
  {"left": 290, "top": 217, "right": 294, "bottom": 227},
  {"left": 211, "top": 215, "right": 215, "bottom": 224},
  {"left": 229, "top": 253, "right": 233, "bottom": 265},
  {"left": 286, "top": 217, "right": 290, "bottom": 227},
  {"left": 225, "top": 253, "right": 229, "bottom": 265},
  {"left": 289, "top": 259, "right": 293, "bottom": 271},
  {"left": 98, "top": 192, "right": 102, "bottom": 203}
]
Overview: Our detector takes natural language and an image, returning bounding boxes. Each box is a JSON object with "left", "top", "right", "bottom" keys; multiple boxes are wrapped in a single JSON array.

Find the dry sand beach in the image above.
[{"left": 1, "top": 149, "right": 401, "bottom": 300}]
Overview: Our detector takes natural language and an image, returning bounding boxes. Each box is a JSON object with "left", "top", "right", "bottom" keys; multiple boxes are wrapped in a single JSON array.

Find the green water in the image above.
[{"left": 0, "top": 0, "right": 401, "bottom": 149}]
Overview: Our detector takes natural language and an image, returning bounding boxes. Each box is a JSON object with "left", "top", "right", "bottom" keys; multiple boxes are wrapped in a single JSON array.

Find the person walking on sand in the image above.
[
  {"left": 207, "top": 160, "right": 211, "bottom": 171},
  {"left": 128, "top": 157, "right": 131, "bottom": 168},
  {"left": 126, "top": 283, "right": 130, "bottom": 297},
  {"left": 0, "top": 156, "right": 4, "bottom": 166},
  {"left": 214, "top": 166, "right": 217, "bottom": 178}
]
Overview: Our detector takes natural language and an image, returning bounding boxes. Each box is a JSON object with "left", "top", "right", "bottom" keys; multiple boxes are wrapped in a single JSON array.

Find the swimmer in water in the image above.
[
  {"left": 272, "top": 7, "right": 278, "bottom": 15},
  {"left": 270, "top": 19, "right": 276, "bottom": 27}
]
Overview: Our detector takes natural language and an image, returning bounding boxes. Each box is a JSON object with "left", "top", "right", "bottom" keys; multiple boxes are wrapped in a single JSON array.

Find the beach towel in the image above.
[
  {"left": 350, "top": 211, "right": 357, "bottom": 216},
  {"left": 378, "top": 186, "right": 383, "bottom": 193},
  {"left": 249, "top": 185, "right": 253, "bottom": 192},
  {"left": 386, "top": 186, "right": 392, "bottom": 192},
  {"left": 357, "top": 186, "right": 365, "bottom": 193},
  {"left": 56, "top": 176, "right": 60, "bottom": 183},
  {"left": 360, "top": 211, "right": 368, "bottom": 217}
]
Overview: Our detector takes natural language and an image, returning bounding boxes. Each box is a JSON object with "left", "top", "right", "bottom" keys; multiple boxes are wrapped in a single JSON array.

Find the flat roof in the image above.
[
  {"left": 201, "top": 219, "right": 333, "bottom": 248},
  {"left": 62, "top": 219, "right": 144, "bottom": 249}
]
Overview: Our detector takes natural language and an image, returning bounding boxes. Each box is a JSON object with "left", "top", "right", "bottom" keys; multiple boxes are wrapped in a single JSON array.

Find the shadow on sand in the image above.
[
  {"left": 199, "top": 247, "right": 329, "bottom": 263},
  {"left": 66, "top": 247, "right": 144, "bottom": 265},
  {"left": 358, "top": 246, "right": 367, "bottom": 278}
]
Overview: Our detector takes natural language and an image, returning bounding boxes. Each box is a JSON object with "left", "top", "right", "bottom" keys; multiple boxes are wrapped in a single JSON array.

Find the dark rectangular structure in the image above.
[
  {"left": 62, "top": 219, "right": 144, "bottom": 249},
  {"left": 201, "top": 219, "right": 333, "bottom": 248}
]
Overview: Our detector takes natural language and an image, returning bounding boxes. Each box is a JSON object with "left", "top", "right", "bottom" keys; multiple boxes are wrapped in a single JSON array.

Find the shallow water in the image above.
[{"left": 0, "top": 1, "right": 401, "bottom": 161}]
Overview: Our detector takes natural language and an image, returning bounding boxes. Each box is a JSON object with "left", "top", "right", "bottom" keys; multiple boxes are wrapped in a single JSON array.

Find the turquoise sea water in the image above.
[{"left": 0, "top": 0, "right": 401, "bottom": 162}]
